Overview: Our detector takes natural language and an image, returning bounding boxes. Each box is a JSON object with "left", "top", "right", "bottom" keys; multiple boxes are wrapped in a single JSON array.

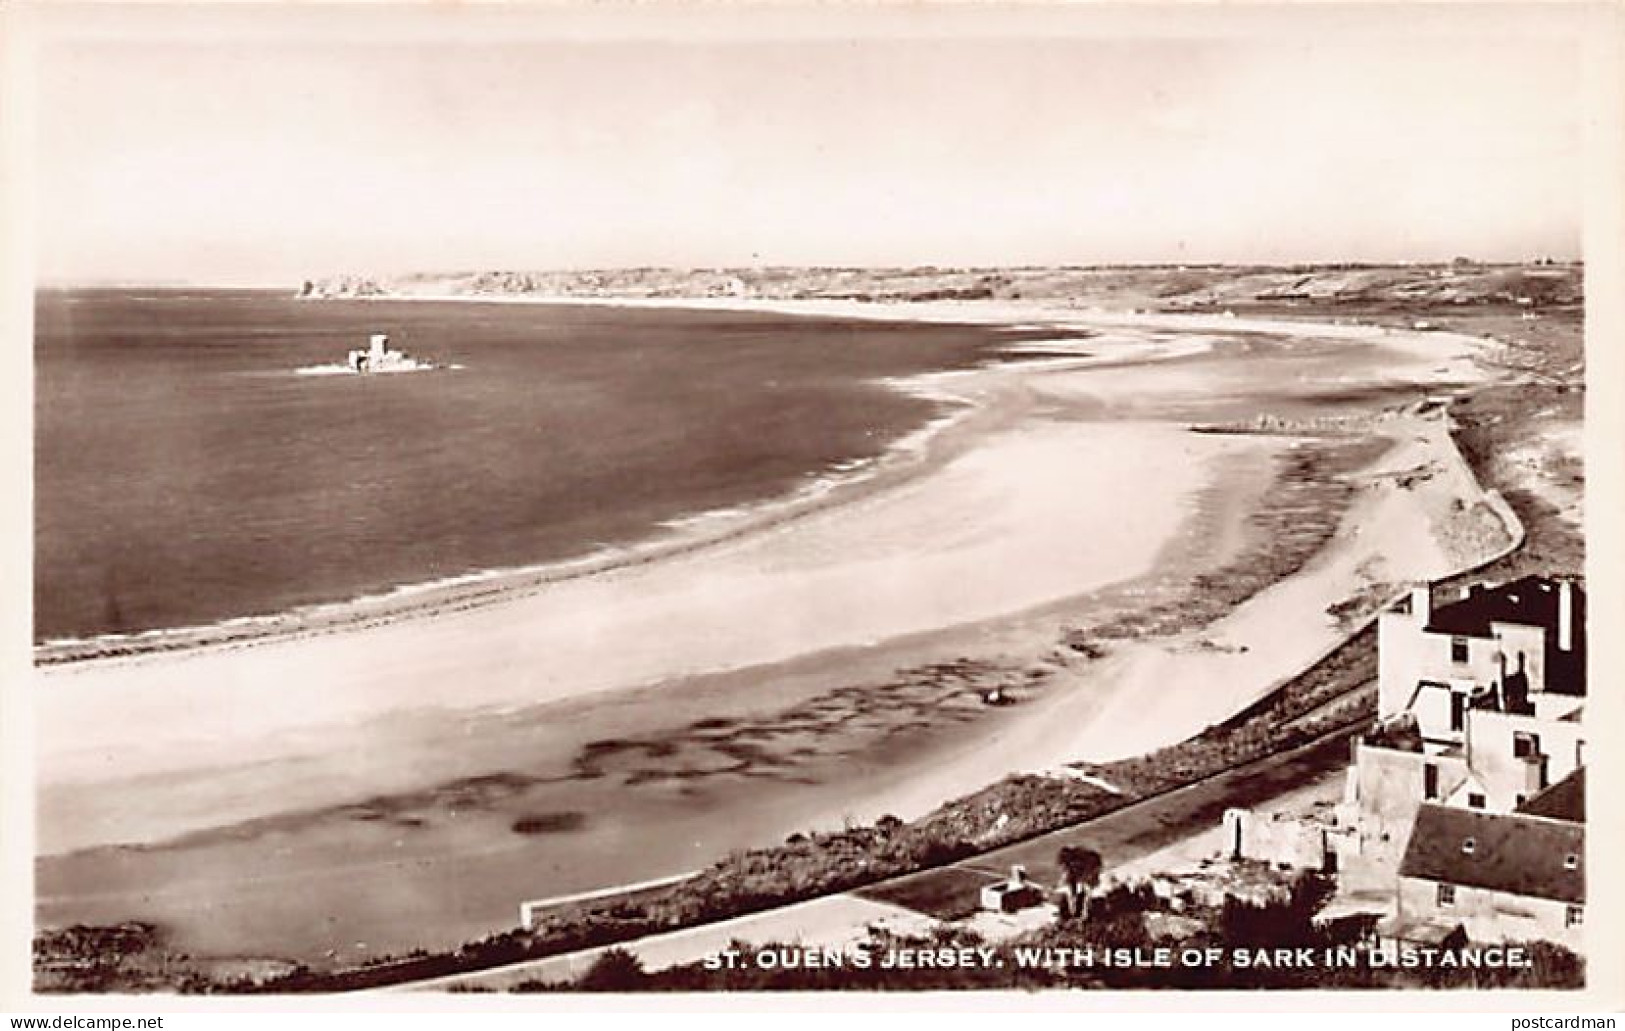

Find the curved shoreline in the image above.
[
  {"left": 38, "top": 287, "right": 1486, "bottom": 670},
  {"left": 33, "top": 405, "right": 1515, "bottom": 966},
  {"left": 34, "top": 399, "right": 973, "bottom": 667},
  {"left": 33, "top": 299, "right": 1522, "bottom": 968},
  {"left": 34, "top": 310, "right": 1213, "bottom": 670}
]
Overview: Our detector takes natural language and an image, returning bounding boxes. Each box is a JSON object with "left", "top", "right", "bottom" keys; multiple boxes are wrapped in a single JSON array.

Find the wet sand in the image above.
[
  {"left": 37, "top": 415, "right": 1237, "bottom": 827},
  {"left": 33, "top": 304, "right": 1507, "bottom": 966},
  {"left": 35, "top": 428, "right": 1281, "bottom": 964}
]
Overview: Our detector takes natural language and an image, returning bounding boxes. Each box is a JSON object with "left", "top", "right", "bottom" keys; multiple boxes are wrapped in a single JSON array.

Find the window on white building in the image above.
[
  {"left": 1451, "top": 636, "right": 1469, "bottom": 663},
  {"left": 1468, "top": 793, "right": 1486, "bottom": 809},
  {"left": 1566, "top": 905, "right": 1583, "bottom": 928},
  {"left": 1437, "top": 883, "right": 1456, "bottom": 907}
]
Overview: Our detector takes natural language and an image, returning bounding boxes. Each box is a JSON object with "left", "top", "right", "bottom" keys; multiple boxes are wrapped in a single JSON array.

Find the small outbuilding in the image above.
[{"left": 981, "top": 865, "right": 1045, "bottom": 914}]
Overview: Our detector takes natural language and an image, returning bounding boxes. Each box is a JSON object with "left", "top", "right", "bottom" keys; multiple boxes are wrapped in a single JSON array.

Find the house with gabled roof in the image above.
[{"left": 1394, "top": 770, "right": 1585, "bottom": 950}]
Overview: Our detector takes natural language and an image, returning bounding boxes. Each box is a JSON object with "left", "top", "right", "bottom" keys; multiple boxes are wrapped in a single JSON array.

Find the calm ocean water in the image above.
[{"left": 34, "top": 289, "right": 1026, "bottom": 641}]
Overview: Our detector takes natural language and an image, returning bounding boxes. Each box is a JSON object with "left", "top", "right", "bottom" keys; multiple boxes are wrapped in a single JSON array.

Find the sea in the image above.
[{"left": 34, "top": 289, "right": 1044, "bottom": 644}]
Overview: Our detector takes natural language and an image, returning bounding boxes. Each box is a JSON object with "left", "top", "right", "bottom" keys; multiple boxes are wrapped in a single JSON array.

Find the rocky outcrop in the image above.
[{"left": 296, "top": 275, "right": 392, "bottom": 299}]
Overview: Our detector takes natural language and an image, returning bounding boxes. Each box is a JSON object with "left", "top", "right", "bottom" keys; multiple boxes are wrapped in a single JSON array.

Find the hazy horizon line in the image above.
[{"left": 35, "top": 256, "right": 1587, "bottom": 291}]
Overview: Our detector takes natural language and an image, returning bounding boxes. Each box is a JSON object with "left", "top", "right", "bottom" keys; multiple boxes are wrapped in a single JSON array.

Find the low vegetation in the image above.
[
  {"left": 1064, "top": 437, "right": 1387, "bottom": 653},
  {"left": 34, "top": 923, "right": 224, "bottom": 995}
]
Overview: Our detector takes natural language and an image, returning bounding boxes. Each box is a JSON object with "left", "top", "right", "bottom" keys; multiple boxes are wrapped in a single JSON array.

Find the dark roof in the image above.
[
  {"left": 1378, "top": 917, "right": 1468, "bottom": 948},
  {"left": 1517, "top": 768, "right": 1586, "bottom": 824},
  {"left": 1400, "top": 804, "right": 1584, "bottom": 904},
  {"left": 1426, "top": 575, "right": 1582, "bottom": 640},
  {"left": 1424, "top": 576, "right": 1586, "bottom": 695}
]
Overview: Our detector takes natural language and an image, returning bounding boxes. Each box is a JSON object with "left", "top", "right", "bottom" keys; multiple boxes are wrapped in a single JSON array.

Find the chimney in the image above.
[
  {"left": 1410, "top": 584, "right": 1432, "bottom": 623},
  {"left": 1558, "top": 578, "right": 1574, "bottom": 652}
]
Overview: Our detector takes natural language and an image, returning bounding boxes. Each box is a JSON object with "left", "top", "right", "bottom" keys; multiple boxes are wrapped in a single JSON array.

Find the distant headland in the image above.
[{"left": 293, "top": 261, "right": 1582, "bottom": 312}]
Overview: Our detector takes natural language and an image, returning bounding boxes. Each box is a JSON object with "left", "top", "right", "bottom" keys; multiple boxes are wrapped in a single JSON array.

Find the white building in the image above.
[
  {"left": 346, "top": 333, "right": 426, "bottom": 374},
  {"left": 1349, "top": 575, "right": 1587, "bottom": 949},
  {"left": 1227, "top": 573, "right": 1588, "bottom": 953},
  {"left": 1377, "top": 577, "right": 1582, "bottom": 729}
]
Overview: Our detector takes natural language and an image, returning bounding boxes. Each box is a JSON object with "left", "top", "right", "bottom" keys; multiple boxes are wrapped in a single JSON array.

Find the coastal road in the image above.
[
  {"left": 872, "top": 716, "right": 1360, "bottom": 908},
  {"left": 383, "top": 703, "right": 1368, "bottom": 992},
  {"left": 380, "top": 893, "right": 938, "bottom": 993}
]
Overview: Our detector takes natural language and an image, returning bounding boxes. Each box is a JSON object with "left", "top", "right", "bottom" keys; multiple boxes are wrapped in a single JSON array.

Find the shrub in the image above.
[{"left": 576, "top": 948, "right": 648, "bottom": 992}]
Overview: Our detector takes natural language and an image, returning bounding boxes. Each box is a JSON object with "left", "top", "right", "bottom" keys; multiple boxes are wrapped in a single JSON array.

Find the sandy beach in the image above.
[
  {"left": 33, "top": 298, "right": 1513, "bottom": 965},
  {"left": 19, "top": 12, "right": 1594, "bottom": 996}
]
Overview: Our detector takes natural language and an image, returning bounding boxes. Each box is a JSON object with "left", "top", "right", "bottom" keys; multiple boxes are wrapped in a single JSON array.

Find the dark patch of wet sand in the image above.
[{"left": 36, "top": 432, "right": 1299, "bottom": 968}]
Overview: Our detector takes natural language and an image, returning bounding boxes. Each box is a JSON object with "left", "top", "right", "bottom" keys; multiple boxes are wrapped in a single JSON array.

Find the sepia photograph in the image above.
[{"left": 3, "top": 0, "right": 1621, "bottom": 1011}]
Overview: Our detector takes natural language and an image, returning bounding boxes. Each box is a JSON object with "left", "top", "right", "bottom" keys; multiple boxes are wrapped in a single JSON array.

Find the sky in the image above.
[{"left": 27, "top": 6, "right": 1588, "bottom": 285}]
